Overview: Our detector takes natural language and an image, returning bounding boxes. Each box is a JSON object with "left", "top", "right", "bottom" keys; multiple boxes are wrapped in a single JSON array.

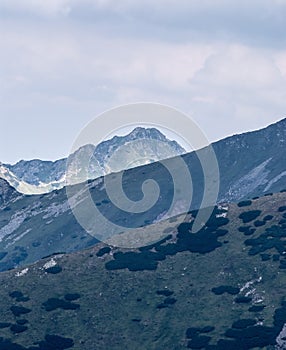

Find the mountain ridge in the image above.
[
  {"left": 1, "top": 127, "right": 185, "bottom": 194},
  {"left": 0, "top": 117, "right": 285, "bottom": 272}
]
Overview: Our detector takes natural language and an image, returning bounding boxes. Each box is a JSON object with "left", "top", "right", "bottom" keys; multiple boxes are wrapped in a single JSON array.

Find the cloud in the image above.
[
  {"left": 1, "top": 1, "right": 286, "bottom": 162},
  {"left": 0, "top": 19, "right": 214, "bottom": 162},
  {"left": 0, "top": 0, "right": 71, "bottom": 16},
  {"left": 188, "top": 44, "right": 286, "bottom": 139},
  {"left": 2, "top": 1, "right": 286, "bottom": 48}
]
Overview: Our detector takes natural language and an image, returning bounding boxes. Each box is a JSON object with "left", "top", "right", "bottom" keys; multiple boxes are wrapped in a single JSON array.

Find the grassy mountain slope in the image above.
[{"left": 0, "top": 192, "right": 286, "bottom": 349}]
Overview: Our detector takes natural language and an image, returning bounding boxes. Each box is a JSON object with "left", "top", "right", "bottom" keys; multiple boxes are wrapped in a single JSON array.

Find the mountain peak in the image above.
[
  {"left": 128, "top": 126, "right": 166, "bottom": 139},
  {"left": 1, "top": 127, "right": 185, "bottom": 194}
]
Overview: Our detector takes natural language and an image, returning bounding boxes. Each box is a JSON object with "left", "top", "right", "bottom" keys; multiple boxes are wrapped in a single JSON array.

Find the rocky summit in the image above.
[{"left": 0, "top": 127, "right": 185, "bottom": 195}]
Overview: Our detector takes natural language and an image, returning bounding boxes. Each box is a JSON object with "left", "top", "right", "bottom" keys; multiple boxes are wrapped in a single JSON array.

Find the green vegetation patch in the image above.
[
  {"left": 237, "top": 200, "right": 252, "bottom": 207},
  {"left": 239, "top": 210, "right": 262, "bottom": 223},
  {"left": 10, "top": 324, "right": 28, "bottom": 334},
  {"left": 10, "top": 305, "right": 32, "bottom": 317},
  {"left": 42, "top": 298, "right": 80, "bottom": 312},
  {"left": 96, "top": 247, "right": 111, "bottom": 257},
  {"left": 45, "top": 265, "right": 62, "bottom": 274}
]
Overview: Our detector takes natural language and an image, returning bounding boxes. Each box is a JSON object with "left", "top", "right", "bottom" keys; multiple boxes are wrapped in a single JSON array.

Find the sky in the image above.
[{"left": 1, "top": 0, "right": 286, "bottom": 164}]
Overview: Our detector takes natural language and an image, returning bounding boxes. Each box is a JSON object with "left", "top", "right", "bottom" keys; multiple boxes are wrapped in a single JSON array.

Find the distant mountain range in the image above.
[
  {"left": 0, "top": 127, "right": 185, "bottom": 194},
  {"left": 0, "top": 118, "right": 286, "bottom": 272}
]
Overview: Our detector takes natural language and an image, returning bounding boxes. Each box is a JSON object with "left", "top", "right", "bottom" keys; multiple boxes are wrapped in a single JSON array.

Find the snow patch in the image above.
[
  {"left": 15, "top": 268, "right": 29, "bottom": 277},
  {"left": 5, "top": 229, "right": 32, "bottom": 248},
  {"left": 223, "top": 158, "right": 272, "bottom": 201},
  {"left": 264, "top": 171, "right": 286, "bottom": 192},
  {"left": 43, "top": 258, "right": 57, "bottom": 270},
  {"left": 0, "top": 211, "right": 27, "bottom": 242}
]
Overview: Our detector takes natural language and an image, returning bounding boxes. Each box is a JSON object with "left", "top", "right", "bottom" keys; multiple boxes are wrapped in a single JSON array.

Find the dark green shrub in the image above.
[
  {"left": 211, "top": 286, "right": 240, "bottom": 295},
  {"left": 45, "top": 266, "right": 62, "bottom": 274},
  {"left": 157, "top": 297, "right": 177, "bottom": 309},
  {"left": 234, "top": 296, "right": 252, "bottom": 303},
  {"left": 106, "top": 251, "right": 165, "bottom": 271},
  {"left": 10, "top": 305, "right": 31, "bottom": 317},
  {"left": 232, "top": 319, "right": 256, "bottom": 329},
  {"left": 0, "top": 323, "right": 10, "bottom": 329},
  {"left": 42, "top": 298, "right": 80, "bottom": 312},
  {"left": 238, "top": 200, "right": 252, "bottom": 207},
  {"left": 238, "top": 226, "right": 256, "bottom": 236},
  {"left": 248, "top": 305, "right": 265, "bottom": 312},
  {"left": 156, "top": 290, "right": 174, "bottom": 297},
  {"left": 96, "top": 247, "right": 111, "bottom": 257},
  {"left": 64, "top": 293, "right": 80, "bottom": 301},
  {"left": 200, "top": 326, "right": 215, "bottom": 333},
  {"left": 40, "top": 335, "right": 74, "bottom": 349},
  {"left": 254, "top": 220, "right": 266, "bottom": 227},
  {"left": 10, "top": 324, "right": 28, "bottom": 334},
  {"left": 164, "top": 297, "right": 177, "bottom": 305},
  {"left": 16, "top": 319, "right": 28, "bottom": 325},
  {"left": 9, "top": 291, "right": 23, "bottom": 299},
  {"left": 260, "top": 253, "right": 271, "bottom": 261},
  {"left": 187, "top": 336, "right": 211, "bottom": 348},
  {"left": 239, "top": 210, "right": 261, "bottom": 223}
]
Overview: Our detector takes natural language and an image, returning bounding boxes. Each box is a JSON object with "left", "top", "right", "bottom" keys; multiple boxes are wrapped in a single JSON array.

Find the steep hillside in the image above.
[
  {"left": 0, "top": 192, "right": 286, "bottom": 349},
  {"left": 213, "top": 117, "right": 286, "bottom": 201}
]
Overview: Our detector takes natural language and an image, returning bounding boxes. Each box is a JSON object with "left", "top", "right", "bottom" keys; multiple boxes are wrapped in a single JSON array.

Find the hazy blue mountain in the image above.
[
  {"left": 0, "top": 118, "right": 286, "bottom": 273},
  {"left": 1, "top": 127, "right": 185, "bottom": 194}
]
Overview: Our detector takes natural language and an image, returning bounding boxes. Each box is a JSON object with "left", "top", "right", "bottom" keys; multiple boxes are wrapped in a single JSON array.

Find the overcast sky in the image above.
[{"left": 1, "top": 0, "right": 286, "bottom": 163}]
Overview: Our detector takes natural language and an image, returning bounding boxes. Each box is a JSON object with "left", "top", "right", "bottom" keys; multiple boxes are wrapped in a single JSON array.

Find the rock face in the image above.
[
  {"left": 276, "top": 324, "right": 286, "bottom": 349},
  {"left": 1, "top": 127, "right": 185, "bottom": 194},
  {"left": 0, "top": 178, "right": 19, "bottom": 206}
]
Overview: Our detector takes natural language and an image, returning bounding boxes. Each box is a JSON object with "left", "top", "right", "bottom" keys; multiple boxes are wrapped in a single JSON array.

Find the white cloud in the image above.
[
  {"left": 188, "top": 45, "right": 286, "bottom": 139},
  {"left": 275, "top": 52, "right": 286, "bottom": 78},
  {"left": 0, "top": 22, "right": 213, "bottom": 100},
  {"left": 1, "top": 1, "right": 286, "bottom": 162},
  {"left": 0, "top": 0, "right": 71, "bottom": 16},
  {"left": 191, "top": 45, "right": 284, "bottom": 89}
]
